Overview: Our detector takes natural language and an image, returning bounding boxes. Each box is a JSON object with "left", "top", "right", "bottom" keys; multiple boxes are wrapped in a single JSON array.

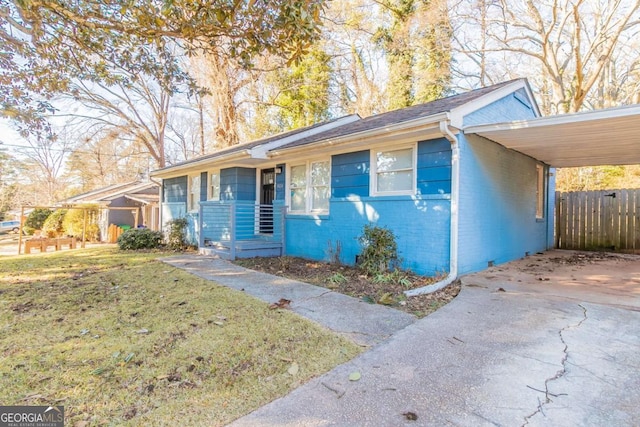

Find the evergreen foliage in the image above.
[
  {"left": 117, "top": 228, "right": 163, "bottom": 250},
  {"left": 42, "top": 209, "right": 67, "bottom": 237},
  {"left": 358, "top": 224, "right": 400, "bottom": 275},
  {"left": 24, "top": 208, "right": 53, "bottom": 234}
]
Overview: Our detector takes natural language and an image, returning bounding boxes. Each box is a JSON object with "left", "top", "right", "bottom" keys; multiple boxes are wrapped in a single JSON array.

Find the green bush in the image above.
[
  {"left": 25, "top": 208, "right": 52, "bottom": 232},
  {"left": 358, "top": 224, "right": 399, "bottom": 275},
  {"left": 63, "top": 206, "right": 101, "bottom": 241},
  {"left": 117, "top": 228, "right": 163, "bottom": 250},
  {"left": 42, "top": 209, "right": 67, "bottom": 237},
  {"left": 22, "top": 226, "right": 36, "bottom": 236},
  {"left": 166, "top": 218, "right": 189, "bottom": 250}
]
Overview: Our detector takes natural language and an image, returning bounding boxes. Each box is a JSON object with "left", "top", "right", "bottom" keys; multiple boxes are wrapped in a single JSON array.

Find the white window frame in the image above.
[
  {"left": 287, "top": 159, "right": 331, "bottom": 214},
  {"left": 536, "top": 164, "right": 545, "bottom": 219},
  {"left": 208, "top": 169, "right": 220, "bottom": 201},
  {"left": 188, "top": 173, "right": 201, "bottom": 212},
  {"left": 370, "top": 144, "right": 417, "bottom": 196}
]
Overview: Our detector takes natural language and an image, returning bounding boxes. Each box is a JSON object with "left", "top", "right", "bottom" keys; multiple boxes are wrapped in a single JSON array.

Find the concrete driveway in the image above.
[{"left": 231, "top": 250, "right": 640, "bottom": 426}]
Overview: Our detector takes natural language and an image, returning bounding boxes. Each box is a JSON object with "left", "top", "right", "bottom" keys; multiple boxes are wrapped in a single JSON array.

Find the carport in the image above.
[{"left": 464, "top": 103, "right": 640, "bottom": 167}]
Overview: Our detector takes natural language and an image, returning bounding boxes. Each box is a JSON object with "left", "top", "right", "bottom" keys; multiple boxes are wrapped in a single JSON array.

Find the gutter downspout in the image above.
[{"left": 405, "top": 119, "right": 460, "bottom": 296}]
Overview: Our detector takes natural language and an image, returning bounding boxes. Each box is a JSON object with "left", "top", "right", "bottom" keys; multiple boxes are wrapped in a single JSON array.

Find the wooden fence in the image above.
[{"left": 555, "top": 189, "right": 640, "bottom": 253}]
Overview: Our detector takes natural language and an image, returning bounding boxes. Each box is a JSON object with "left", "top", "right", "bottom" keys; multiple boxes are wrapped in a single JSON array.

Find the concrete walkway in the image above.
[
  {"left": 216, "top": 250, "right": 640, "bottom": 427},
  {"left": 160, "top": 255, "right": 416, "bottom": 347}
]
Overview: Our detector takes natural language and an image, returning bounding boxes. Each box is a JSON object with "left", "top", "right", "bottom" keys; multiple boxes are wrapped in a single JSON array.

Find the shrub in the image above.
[
  {"left": 63, "top": 206, "right": 101, "bottom": 241},
  {"left": 25, "top": 208, "right": 52, "bottom": 232},
  {"left": 358, "top": 224, "right": 399, "bottom": 275},
  {"left": 42, "top": 209, "right": 67, "bottom": 237},
  {"left": 166, "top": 217, "right": 189, "bottom": 250},
  {"left": 117, "top": 228, "right": 163, "bottom": 250}
]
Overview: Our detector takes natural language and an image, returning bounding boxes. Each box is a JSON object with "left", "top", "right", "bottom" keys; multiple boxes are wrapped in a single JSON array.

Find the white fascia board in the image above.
[
  {"left": 464, "top": 103, "right": 640, "bottom": 134},
  {"left": 150, "top": 150, "right": 251, "bottom": 179},
  {"left": 123, "top": 194, "right": 156, "bottom": 205},
  {"left": 63, "top": 181, "right": 139, "bottom": 203},
  {"left": 249, "top": 114, "right": 361, "bottom": 159},
  {"left": 449, "top": 80, "right": 539, "bottom": 127},
  {"left": 268, "top": 112, "right": 452, "bottom": 158}
]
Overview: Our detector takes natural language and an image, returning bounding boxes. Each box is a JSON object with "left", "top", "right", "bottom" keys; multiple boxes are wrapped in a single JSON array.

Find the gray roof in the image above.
[{"left": 276, "top": 79, "right": 523, "bottom": 150}]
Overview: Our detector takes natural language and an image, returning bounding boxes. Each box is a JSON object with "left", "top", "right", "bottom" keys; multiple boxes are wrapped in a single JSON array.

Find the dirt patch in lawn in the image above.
[{"left": 234, "top": 257, "right": 460, "bottom": 318}]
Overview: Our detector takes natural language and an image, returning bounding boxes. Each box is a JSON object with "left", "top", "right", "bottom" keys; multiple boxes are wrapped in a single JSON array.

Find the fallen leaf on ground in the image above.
[
  {"left": 348, "top": 371, "right": 361, "bottom": 381},
  {"left": 269, "top": 298, "right": 292, "bottom": 309},
  {"left": 403, "top": 411, "right": 418, "bottom": 421},
  {"left": 378, "top": 293, "right": 395, "bottom": 305},
  {"left": 287, "top": 362, "right": 299, "bottom": 376}
]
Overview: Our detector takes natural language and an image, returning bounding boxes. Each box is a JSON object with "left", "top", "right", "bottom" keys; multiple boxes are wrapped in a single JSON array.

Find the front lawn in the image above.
[{"left": 0, "top": 247, "right": 361, "bottom": 426}]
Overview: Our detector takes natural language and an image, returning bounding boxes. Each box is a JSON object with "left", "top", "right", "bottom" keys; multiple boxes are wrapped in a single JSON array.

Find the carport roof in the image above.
[{"left": 464, "top": 104, "right": 640, "bottom": 167}]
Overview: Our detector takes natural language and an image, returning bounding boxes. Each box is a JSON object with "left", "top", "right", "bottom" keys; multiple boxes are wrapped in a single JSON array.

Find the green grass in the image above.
[{"left": 0, "top": 247, "right": 362, "bottom": 426}]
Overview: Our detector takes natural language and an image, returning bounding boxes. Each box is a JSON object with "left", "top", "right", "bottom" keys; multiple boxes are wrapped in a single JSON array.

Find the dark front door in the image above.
[{"left": 260, "top": 168, "right": 275, "bottom": 233}]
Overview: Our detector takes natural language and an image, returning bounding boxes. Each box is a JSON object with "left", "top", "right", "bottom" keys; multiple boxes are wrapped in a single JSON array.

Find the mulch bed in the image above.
[{"left": 234, "top": 256, "right": 460, "bottom": 318}]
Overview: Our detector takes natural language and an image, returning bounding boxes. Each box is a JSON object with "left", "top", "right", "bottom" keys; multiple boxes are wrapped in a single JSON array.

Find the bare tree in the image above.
[
  {"left": 16, "top": 131, "right": 75, "bottom": 204},
  {"left": 451, "top": 0, "right": 640, "bottom": 114},
  {"left": 64, "top": 128, "right": 150, "bottom": 191},
  {"left": 67, "top": 76, "right": 172, "bottom": 168},
  {"left": 323, "top": 0, "right": 387, "bottom": 117}
]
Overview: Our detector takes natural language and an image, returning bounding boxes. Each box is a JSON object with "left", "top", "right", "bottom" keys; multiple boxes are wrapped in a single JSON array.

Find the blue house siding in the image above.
[
  {"left": 200, "top": 171, "right": 208, "bottom": 201},
  {"left": 221, "top": 167, "right": 257, "bottom": 201},
  {"left": 546, "top": 168, "right": 556, "bottom": 248},
  {"left": 331, "top": 150, "right": 370, "bottom": 198},
  {"left": 463, "top": 89, "right": 537, "bottom": 127},
  {"left": 283, "top": 139, "right": 454, "bottom": 276},
  {"left": 275, "top": 163, "right": 286, "bottom": 201},
  {"left": 284, "top": 196, "right": 450, "bottom": 275},
  {"left": 457, "top": 133, "right": 550, "bottom": 274},
  {"left": 163, "top": 176, "right": 188, "bottom": 203},
  {"left": 417, "top": 138, "right": 451, "bottom": 195}
]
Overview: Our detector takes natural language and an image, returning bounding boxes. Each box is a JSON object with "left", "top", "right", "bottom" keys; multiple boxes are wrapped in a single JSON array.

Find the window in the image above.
[
  {"left": 372, "top": 146, "right": 415, "bottom": 195},
  {"left": 209, "top": 170, "right": 220, "bottom": 201},
  {"left": 289, "top": 160, "right": 330, "bottom": 213},
  {"left": 536, "top": 164, "right": 545, "bottom": 219},
  {"left": 188, "top": 174, "right": 200, "bottom": 212}
]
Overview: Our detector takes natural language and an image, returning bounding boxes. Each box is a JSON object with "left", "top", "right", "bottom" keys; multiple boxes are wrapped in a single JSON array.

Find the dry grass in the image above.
[{"left": 0, "top": 247, "right": 361, "bottom": 426}]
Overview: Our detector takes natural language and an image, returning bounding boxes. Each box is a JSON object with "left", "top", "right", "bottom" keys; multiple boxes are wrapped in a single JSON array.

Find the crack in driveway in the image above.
[{"left": 522, "top": 304, "right": 588, "bottom": 426}]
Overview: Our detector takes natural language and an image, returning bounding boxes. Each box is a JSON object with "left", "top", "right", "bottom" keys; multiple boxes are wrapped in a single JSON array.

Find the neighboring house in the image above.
[
  {"left": 61, "top": 181, "right": 160, "bottom": 239},
  {"left": 151, "top": 78, "right": 557, "bottom": 282}
]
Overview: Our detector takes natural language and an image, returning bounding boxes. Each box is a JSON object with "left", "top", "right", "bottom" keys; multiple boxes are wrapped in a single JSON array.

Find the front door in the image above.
[{"left": 260, "top": 168, "right": 275, "bottom": 233}]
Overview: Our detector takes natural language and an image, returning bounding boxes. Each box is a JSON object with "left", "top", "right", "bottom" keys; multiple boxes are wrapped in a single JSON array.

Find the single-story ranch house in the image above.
[
  {"left": 152, "top": 78, "right": 564, "bottom": 290},
  {"left": 61, "top": 181, "right": 160, "bottom": 238}
]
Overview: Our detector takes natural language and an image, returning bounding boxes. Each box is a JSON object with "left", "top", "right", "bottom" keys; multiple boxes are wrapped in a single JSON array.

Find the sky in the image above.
[{"left": 0, "top": 119, "right": 27, "bottom": 148}]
